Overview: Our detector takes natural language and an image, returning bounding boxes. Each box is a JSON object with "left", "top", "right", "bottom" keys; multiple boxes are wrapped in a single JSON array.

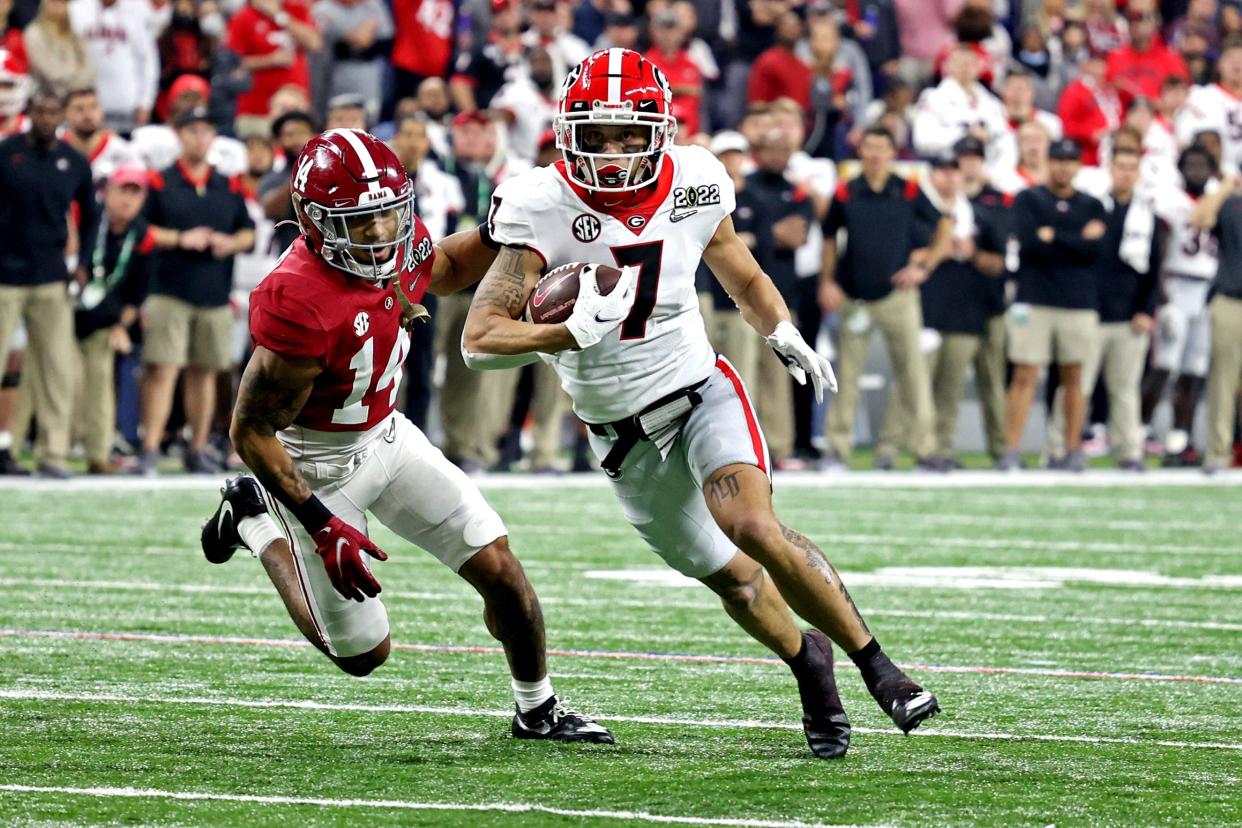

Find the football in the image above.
[{"left": 525, "top": 262, "right": 625, "bottom": 325}]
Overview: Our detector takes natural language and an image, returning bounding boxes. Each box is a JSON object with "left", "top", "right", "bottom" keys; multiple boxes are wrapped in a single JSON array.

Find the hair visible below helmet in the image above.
[
  {"left": 0, "top": 49, "right": 30, "bottom": 119},
  {"left": 553, "top": 48, "right": 678, "bottom": 193},
  {"left": 290, "top": 128, "right": 414, "bottom": 283}
]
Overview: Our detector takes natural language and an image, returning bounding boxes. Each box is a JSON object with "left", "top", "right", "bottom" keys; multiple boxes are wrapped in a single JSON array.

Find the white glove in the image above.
[
  {"left": 765, "top": 320, "right": 838, "bottom": 403},
  {"left": 563, "top": 263, "right": 637, "bottom": 349}
]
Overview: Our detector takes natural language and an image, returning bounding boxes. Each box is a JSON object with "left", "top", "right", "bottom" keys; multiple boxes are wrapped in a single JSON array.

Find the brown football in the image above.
[{"left": 525, "top": 262, "right": 624, "bottom": 325}]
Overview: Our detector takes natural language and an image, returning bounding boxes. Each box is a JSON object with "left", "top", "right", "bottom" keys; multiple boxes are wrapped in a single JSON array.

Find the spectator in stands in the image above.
[
  {"left": 670, "top": 1, "right": 719, "bottom": 88},
  {"left": 993, "top": 118, "right": 1050, "bottom": 193},
  {"left": 643, "top": 9, "right": 703, "bottom": 139},
  {"left": 324, "top": 92, "right": 367, "bottom": 130},
  {"left": 414, "top": 78, "right": 452, "bottom": 159},
  {"left": 1106, "top": 5, "right": 1189, "bottom": 106},
  {"left": 1001, "top": 138, "right": 1106, "bottom": 472},
  {"left": 806, "top": 16, "right": 872, "bottom": 158},
  {"left": 1168, "top": 0, "right": 1220, "bottom": 53},
  {"left": 1189, "top": 172, "right": 1242, "bottom": 472},
  {"left": 450, "top": 0, "right": 522, "bottom": 113},
  {"left": 74, "top": 164, "right": 154, "bottom": 474},
  {"left": 491, "top": 45, "right": 558, "bottom": 163},
  {"left": 70, "top": 0, "right": 158, "bottom": 133},
  {"left": 523, "top": 0, "right": 590, "bottom": 85},
  {"left": 0, "top": 90, "right": 98, "bottom": 477},
  {"left": 24, "top": 0, "right": 95, "bottom": 100},
  {"left": 1084, "top": 0, "right": 1126, "bottom": 54},
  {"left": 62, "top": 88, "right": 140, "bottom": 186},
  {"left": 1046, "top": 145, "right": 1157, "bottom": 471},
  {"left": 991, "top": 71, "right": 1063, "bottom": 174},
  {"left": 593, "top": 12, "right": 638, "bottom": 52},
  {"left": 257, "top": 110, "right": 314, "bottom": 256},
  {"left": 131, "top": 74, "right": 248, "bottom": 177},
  {"left": 313, "top": 0, "right": 392, "bottom": 120},
  {"left": 226, "top": 0, "right": 321, "bottom": 136},
  {"left": 158, "top": 0, "right": 216, "bottom": 111},
  {"left": 1057, "top": 50, "right": 1122, "bottom": 167},
  {"left": 0, "top": 41, "right": 28, "bottom": 137},
  {"left": 912, "top": 41, "right": 1008, "bottom": 161},
  {"left": 139, "top": 107, "right": 255, "bottom": 475},
  {"left": 1, "top": 0, "right": 26, "bottom": 66},
  {"left": 389, "top": 0, "right": 453, "bottom": 109},
  {"left": 820, "top": 125, "right": 947, "bottom": 470},
  {"left": 748, "top": 11, "right": 810, "bottom": 114},
  {"left": 934, "top": 1, "right": 1010, "bottom": 89},
  {"left": 892, "top": 0, "right": 960, "bottom": 88}
]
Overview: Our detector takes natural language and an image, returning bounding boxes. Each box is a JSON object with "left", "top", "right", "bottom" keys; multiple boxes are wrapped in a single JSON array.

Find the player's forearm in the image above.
[
  {"left": 463, "top": 312, "right": 577, "bottom": 355},
  {"left": 231, "top": 427, "right": 313, "bottom": 512},
  {"left": 732, "top": 269, "right": 792, "bottom": 337},
  {"left": 429, "top": 228, "right": 499, "bottom": 295}
]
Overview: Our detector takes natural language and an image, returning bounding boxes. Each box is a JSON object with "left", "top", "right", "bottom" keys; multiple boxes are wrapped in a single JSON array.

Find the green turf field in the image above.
[{"left": 0, "top": 475, "right": 1239, "bottom": 827}]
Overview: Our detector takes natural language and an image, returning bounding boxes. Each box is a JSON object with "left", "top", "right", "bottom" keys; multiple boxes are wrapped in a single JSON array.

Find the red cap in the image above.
[
  {"left": 452, "top": 110, "right": 490, "bottom": 128},
  {"left": 168, "top": 74, "right": 211, "bottom": 103},
  {"left": 109, "top": 163, "right": 150, "bottom": 189},
  {"left": 491, "top": 0, "right": 512, "bottom": 10}
]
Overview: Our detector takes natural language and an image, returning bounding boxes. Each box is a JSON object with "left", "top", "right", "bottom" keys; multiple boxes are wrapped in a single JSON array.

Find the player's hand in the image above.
[
  {"left": 313, "top": 516, "right": 388, "bottom": 602},
  {"left": 563, "top": 263, "right": 637, "bottom": 349},
  {"left": 766, "top": 320, "right": 838, "bottom": 403}
]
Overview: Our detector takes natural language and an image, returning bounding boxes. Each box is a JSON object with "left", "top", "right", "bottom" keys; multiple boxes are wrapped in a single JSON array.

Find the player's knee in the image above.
[
  {"left": 722, "top": 514, "right": 784, "bottom": 557},
  {"left": 716, "top": 576, "right": 760, "bottom": 613},
  {"left": 334, "top": 636, "right": 390, "bottom": 677},
  {"left": 467, "top": 538, "right": 530, "bottom": 591}
]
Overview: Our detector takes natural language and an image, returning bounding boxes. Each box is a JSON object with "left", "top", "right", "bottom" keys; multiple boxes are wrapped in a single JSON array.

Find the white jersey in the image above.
[
  {"left": 78, "top": 131, "right": 141, "bottom": 185},
  {"left": 70, "top": 0, "right": 159, "bottom": 116},
  {"left": 1153, "top": 185, "right": 1219, "bottom": 280},
  {"left": 130, "top": 126, "right": 248, "bottom": 177},
  {"left": 488, "top": 144, "right": 732, "bottom": 422},
  {"left": 911, "top": 78, "right": 1009, "bottom": 159},
  {"left": 1177, "top": 83, "right": 1242, "bottom": 175}
]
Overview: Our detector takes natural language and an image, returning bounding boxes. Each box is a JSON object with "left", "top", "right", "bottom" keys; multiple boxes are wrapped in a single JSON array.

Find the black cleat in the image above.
[
  {"left": 511, "top": 695, "right": 615, "bottom": 744},
  {"left": 790, "top": 630, "right": 851, "bottom": 758},
  {"left": 201, "top": 476, "right": 268, "bottom": 564},
  {"left": 872, "top": 675, "right": 940, "bottom": 734}
]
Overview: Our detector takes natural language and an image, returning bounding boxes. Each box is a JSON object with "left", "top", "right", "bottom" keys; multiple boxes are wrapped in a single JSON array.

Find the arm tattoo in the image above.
[
  {"left": 781, "top": 524, "right": 872, "bottom": 636},
  {"left": 232, "top": 363, "right": 313, "bottom": 507},
  {"left": 708, "top": 470, "right": 742, "bottom": 506},
  {"left": 470, "top": 245, "right": 529, "bottom": 319}
]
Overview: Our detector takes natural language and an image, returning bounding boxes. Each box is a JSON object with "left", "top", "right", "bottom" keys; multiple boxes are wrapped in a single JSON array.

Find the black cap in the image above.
[
  {"left": 605, "top": 12, "right": 636, "bottom": 27},
  {"left": 953, "top": 135, "right": 985, "bottom": 158},
  {"left": 929, "top": 151, "right": 959, "bottom": 169},
  {"left": 174, "top": 106, "right": 214, "bottom": 129},
  {"left": 1049, "top": 138, "right": 1082, "bottom": 161}
]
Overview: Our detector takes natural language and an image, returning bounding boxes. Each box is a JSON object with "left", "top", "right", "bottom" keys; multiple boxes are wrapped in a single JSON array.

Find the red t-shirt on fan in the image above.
[
  {"left": 248, "top": 226, "right": 435, "bottom": 433},
  {"left": 644, "top": 47, "right": 702, "bottom": 137},
  {"left": 391, "top": 0, "right": 454, "bottom": 78},
  {"left": 226, "top": 2, "right": 316, "bottom": 117}
]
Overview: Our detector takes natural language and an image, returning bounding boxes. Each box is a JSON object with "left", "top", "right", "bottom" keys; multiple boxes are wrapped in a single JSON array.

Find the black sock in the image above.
[
  {"left": 848, "top": 638, "right": 895, "bottom": 692},
  {"left": 781, "top": 633, "right": 809, "bottom": 672}
]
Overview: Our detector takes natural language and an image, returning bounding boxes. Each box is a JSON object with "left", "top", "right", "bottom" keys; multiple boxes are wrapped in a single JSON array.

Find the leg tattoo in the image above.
[
  {"left": 708, "top": 470, "right": 743, "bottom": 507},
  {"left": 781, "top": 525, "right": 871, "bottom": 635}
]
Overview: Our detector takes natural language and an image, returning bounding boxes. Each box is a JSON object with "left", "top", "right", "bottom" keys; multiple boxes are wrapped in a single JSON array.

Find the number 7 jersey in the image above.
[{"left": 487, "top": 144, "right": 735, "bottom": 422}]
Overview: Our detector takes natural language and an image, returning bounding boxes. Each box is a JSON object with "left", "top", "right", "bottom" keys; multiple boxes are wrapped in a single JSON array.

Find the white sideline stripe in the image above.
[
  {"left": 0, "top": 468, "right": 1238, "bottom": 492},
  {"left": 3, "top": 577, "right": 1240, "bottom": 632},
  {"left": 1, "top": 689, "right": 1240, "bottom": 753},
  {"left": 4, "top": 628, "right": 1240, "bottom": 686},
  {"left": 0, "top": 783, "right": 859, "bottom": 828}
]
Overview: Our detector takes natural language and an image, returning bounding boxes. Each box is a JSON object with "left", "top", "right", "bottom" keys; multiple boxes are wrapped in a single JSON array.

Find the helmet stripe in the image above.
[
  {"left": 607, "top": 47, "right": 623, "bottom": 105},
  {"left": 328, "top": 128, "right": 381, "bottom": 192}
]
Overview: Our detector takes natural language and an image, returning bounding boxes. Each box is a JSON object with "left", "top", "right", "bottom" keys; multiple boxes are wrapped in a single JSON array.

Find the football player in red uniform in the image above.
[
  {"left": 200, "top": 128, "right": 612, "bottom": 743},
  {"left": 464, "top": 49, "right": 940, "bottom": 757}
]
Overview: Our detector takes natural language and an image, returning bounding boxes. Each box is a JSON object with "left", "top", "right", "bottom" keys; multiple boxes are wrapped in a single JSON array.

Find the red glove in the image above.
[{"left": 312, "top": 516, "right": 388, "bottom": 602}]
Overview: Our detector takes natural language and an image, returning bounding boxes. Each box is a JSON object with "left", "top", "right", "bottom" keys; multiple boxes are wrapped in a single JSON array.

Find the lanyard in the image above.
[{"left": 91, "top": 219, "right": 137, "bottom": 294}]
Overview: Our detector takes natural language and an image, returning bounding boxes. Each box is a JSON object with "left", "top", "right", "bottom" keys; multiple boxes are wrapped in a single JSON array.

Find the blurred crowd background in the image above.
[{"left": 3, "top": 0, "right": 1242, "bottom": 477}]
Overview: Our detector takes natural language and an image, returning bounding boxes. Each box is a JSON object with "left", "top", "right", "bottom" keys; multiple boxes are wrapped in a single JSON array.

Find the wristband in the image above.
[{"left": 291, "top": 494, "right": 332, "bottom": 533}]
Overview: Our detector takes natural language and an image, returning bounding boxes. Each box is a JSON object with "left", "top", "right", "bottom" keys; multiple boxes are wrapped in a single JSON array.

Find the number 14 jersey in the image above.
[{"left": 487, "top": 144, "right": 735, "bottom": 423}]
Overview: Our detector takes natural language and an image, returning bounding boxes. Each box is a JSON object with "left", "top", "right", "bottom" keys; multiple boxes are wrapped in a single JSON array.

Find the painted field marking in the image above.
[
  {"left": 2, "top": 628, "right": 1239, "bottom": 686},
  {"left": 1, "top": 689, "right": 1240, "bottom": 753},
  {"left": 0, "top": 783, "right": 859, "bottom": 828},
  {"left": 2, "top": 577, "right": 1239, "bottom": 632}
]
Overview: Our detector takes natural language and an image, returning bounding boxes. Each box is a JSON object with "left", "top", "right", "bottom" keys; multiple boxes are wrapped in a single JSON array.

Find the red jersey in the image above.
[
  {"left": 248, "top": 225, "right": 434, "bottom": 433},
  {"left": 748, "top": 47, "right": 812, "bottom": 111},
  {"left": 1106, "top": 38, "right": 1190, "bottom": 106},
  {"left": 226, "top": 2, "right": 316, "bottom": 117},
  {"left": 643, "top": 47, "right": 702, "bottom": 136},
  {"left": 391, "top": 0, "right": 454, "bottom": 78}
]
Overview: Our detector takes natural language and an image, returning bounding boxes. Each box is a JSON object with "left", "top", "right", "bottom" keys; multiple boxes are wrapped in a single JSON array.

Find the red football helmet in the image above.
[
  {"left": 553, "top": 48, "right": 677, "bottom": 193},
  {"left": 290, "top": 128, "right": 414, "bottom": 283},
  {"left": 0, "top": 48, "right": 30, "bottom": 119}
]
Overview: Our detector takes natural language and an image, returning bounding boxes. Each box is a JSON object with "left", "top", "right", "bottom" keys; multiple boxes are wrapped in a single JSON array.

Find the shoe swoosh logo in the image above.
[
  {"left": 669, "top": 210, "right": 697, "bottom": 223},
  {"left": 217, "top": 501, "right": 233, "bottom": 536}
]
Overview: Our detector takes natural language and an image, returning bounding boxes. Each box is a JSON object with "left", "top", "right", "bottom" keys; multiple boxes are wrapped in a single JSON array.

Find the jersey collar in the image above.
[{"left": 554, "top": 154, "right": 677, "bottom": 237}]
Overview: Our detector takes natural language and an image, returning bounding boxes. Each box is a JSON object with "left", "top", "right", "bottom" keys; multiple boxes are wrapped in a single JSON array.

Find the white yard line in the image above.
[
  {"left": 2, "top": 628, "right": 1240, "bottom": 686},
  {"left": 0, "top": 783, "right": 861, "bottom": 828},
  {"left": 1, "top": 689, "right": 1239, "bottom": 753},
  {"left": 2, "top": 577, "right": 1239, "bottom": 632}
]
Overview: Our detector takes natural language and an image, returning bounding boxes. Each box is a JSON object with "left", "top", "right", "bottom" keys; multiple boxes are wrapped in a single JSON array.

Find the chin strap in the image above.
[{"left": 392, "top": 275, "right": 430, "bottom": 331}]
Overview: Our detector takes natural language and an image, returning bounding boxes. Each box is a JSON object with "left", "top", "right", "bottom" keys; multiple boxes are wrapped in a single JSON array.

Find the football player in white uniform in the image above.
[
  {"left": 1144, "top": 145, "right": 1220, "bottom": 465},
  {"left": 1177, "top": 40, "right": 1242, "bottom": 176},
  {"left": 463, "top": 48, "right": 940, "bottom": 759}
]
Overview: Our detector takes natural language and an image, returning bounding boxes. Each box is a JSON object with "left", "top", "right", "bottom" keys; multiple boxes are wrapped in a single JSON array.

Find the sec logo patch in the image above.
[
  {"left": 354, "top": 311, "right": 370, "bottom": 337},
  {"left": 572, "top": 213, "right": 601, "bottom": 242}
]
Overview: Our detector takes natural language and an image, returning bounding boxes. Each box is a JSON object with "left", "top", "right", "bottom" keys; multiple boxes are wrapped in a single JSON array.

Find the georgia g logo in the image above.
[{"left": 572, "top": 213, "right": 601, "bottom": 243}]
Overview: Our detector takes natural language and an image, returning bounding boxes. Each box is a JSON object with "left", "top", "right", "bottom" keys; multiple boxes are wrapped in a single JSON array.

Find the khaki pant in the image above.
[
  {"left": 975, "top": 314, "right": 1008, "bottom": 459},
  {"left": 1206, "top": 295, "right": 1242, "bottom": 467},
  {"left": 0, "top": 282, "right": 75, "bottom": 467},
  {"left": 1046, "top": 321, "right": 1150, "bottom": 463},
  {"left": 878, "top": 332, "right": 984, "bottom": 458},
  {"left": 436, "top": 292, "right": 519, "bottom": 468},
  {"left": 528, "top": 360, "right": 570, "bottom": 469},
  {"left": 714, "top": 309, "right": 794, "bottom": 460},
  {"left": 829, "top": 288, "right": 934, "bottom": 459},
  {"left": 142, "top": 295, "right": 234, "bottom": 371},
  {"left": 74, "top": 328, "right": 117, "bottom": 465}
]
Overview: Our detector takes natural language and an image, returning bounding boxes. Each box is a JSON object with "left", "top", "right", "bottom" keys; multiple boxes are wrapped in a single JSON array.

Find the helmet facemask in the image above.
[
  {"left": 295, "top": 189, "right": 414, "bottom": 283},
  {"left": 554, "top": 102, "right": 677, "bottom": 193}
]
